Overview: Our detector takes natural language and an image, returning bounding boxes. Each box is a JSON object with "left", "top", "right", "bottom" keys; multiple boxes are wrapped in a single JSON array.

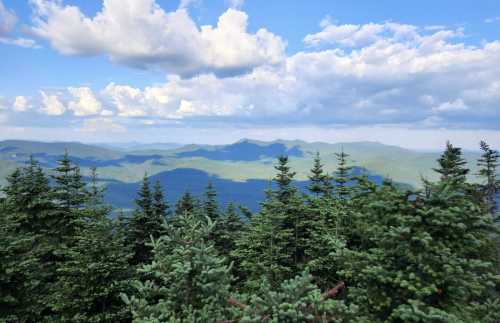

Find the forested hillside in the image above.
[
  {"left": 0, "top": 141, "right": 499, "bottom": 322},
  {"left": 0, "top": 139, "right": 483, "bottom": 210}
]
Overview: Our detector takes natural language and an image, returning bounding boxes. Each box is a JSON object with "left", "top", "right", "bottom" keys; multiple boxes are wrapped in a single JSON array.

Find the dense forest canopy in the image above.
[{"left": 0, "top": 141, "right": 499, "bottom": 322}]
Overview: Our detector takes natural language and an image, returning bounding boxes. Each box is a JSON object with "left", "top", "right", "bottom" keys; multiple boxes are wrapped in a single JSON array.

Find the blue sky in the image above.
[{"left": 0, "top": 0, "right": 499, "bottom": 149}]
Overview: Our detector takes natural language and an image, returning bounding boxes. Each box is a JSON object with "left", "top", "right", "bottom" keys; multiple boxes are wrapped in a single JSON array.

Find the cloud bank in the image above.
[{"left": 1, "top": 1, "right": 499, "bottom": 148}]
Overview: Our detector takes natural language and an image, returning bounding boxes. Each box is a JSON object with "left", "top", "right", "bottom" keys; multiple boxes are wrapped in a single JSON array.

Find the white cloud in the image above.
[
  {"left": 102, "top": 83, "right": 148, "bottom": 117},
  {"left": 67, "top": 87, "right": 102, "bottom": 116},
  {"left": 0, "top": 0, "right": 16, "bottom": 36},
  {"left": 13, "top": 96, "right": 29, "bottom": 112},
  {"left": 485, "top": 17, "right": 500, "bottom": 23},
  {"left": 0, "top": 0, "right": 38, "bottom": 48},
  {"left": 227, "top": 0, "right": 245, "bottom": 9},
  {"left": 30, "top": 0, "right": 285, "bottom": 76},
  {"left": 432, "top": 99, "right": 468, "bottom": 112},
  {"left": 0, "top": 37, "right": 39, "bottom": 48},
  {"left": 80, "top": 118, "right": 126, "bottom": 133},
  {"left": 40, "top": 91, "right": 65, "bottom": 115}
]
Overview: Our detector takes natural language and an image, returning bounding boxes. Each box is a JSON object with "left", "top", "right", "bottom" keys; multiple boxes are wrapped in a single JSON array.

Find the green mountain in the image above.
[{"left": 0, "top": 139, "right": 482, "bottom": 196}]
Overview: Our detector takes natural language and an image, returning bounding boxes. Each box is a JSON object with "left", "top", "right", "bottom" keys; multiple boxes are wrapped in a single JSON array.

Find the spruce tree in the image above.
[
  {"left": 52, "top": 150, "right": 88, "bottom": 212},
  {"left": 477, "top": 140, "right": 499, "bottom": 216},
  {"left": 214, "top": 202, "right": 245, "bottom": 258},
  {"left": 152, "top": 179, "right": 170, "bottom": 219},
  {"left": 434, "top": 141, "right": 469, "bottom": 184},
  {"left": 235, "top": 156, "right": 307, "bottom": 287},
  {"left": 52, "top": 170, "right": 132, "bottom": 322},
  {"left": 204, "top": 181, "right": 219, "bottom": 221},
  {"left": 175, "top": 191, "right": 199, "bottom": 216},
  {"left": 308, "top": 151, "right": 333, "bottom": 197},
  {"left": 334, "top": 147, "right": 352, "bottom": 200},
  {"left": 128, "top": 174, "right": 166, "bottom": 266},
  {"left": 122, "top": 213, "right": 234, "bottom": 322}
]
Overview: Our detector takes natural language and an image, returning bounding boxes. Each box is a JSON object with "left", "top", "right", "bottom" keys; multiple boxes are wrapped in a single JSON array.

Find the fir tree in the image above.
[
  {"left": 477, "top": 140, "right": 499, "bottom": 216},
  {"left": 52, "top": 150, "right": 88, "bottom": 212},
  {"left": 152, "top": 179, "right": 170, "bottom": 219},
  {"left": 308, "top": 151, "right": 333, "bottom": 197},
  {"left": 214, "top": 202, "right": 245, "bottom": 258},
  {"left": 334, "top": 147, "right": 352, "bottom": 200},
  {"left": 128, "top": 174, "right": 165, "bottom": 266},
  {"left": 122, "top": 213, "right": 234, "bottom": 322},
  {"left": 135, "top": 173, "right": 153, "bottom": 217},
  {"left": 175, "top": 191, "right": 199, "bottom": 216},
  {"left": 203, "top": 181, "right": 219, "bottom": 221},
  {"left": 434, "top": 141, "right": 469, "bottom": 184},
  {"left": 52, "top": 173, "right": 132, "bottom": 322}
]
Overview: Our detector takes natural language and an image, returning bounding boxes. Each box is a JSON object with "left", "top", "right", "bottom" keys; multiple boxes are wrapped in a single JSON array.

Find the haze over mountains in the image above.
[{"left": 0, "top": 139, "right": 483, "bottom": 210}]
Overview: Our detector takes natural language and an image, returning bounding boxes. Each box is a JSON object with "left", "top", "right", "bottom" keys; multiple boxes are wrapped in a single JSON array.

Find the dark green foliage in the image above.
[
  {"left": 308, "top": 152, "right": 333, "bottom": 197},
  {"left": 1, "top": 143, "right": 500, "bottom": 322},
  {"left": 235, "top": 156, "right": 308, "bottom": 288},
  {"left": 153, "top": 179, "right": 170, "bottom": 219},
  {"left": 175, "top": 191, "right": 199, "bottom": 216},
  {"left": 128, "top": 174, "right": 167, "bottom": 266},
  {"left": 334, "top": 148, "right": 352, "bottom": 200},
  {"left": 235, "top": 271, "right": 358, "bottom": 322},
  {"left": 122, "top": 213, "right": 234, "bottom": 322},
  {"left": 433, "top": 141, "right": 469, "bottom": 185},
  {"left": 203, "top": 181, "right": 219, "bottom": 220},
  {"left": 477, "top": 140, "right": 499, "bottom": 216},
  {"left": 214, "top": 202, "right": 245, "bottom": 258}
]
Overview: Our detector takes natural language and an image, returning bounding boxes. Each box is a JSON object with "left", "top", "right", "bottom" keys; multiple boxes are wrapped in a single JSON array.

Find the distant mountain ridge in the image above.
[{"left": 0, "top": 139, "right": 479, "bottom": 192}]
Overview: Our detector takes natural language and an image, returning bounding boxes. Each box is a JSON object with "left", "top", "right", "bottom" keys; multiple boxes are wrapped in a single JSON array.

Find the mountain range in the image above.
[{"left": 0, "top": 139, "right": 484, "bottom": 211}]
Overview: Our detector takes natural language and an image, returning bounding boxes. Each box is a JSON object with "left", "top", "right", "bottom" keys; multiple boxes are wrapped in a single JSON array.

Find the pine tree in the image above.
[
  {"left": 204, "top": 181, "right": 219, "bottom": 221},
  {"left": 477, "top": 140, "right": 499, "bottom": 216},
  {"left": 308, "top": 151, "right": 333, "bottom": 197},
  {"left": 434, "top": 141, "right": 469, "bottom": 184},
  {"left": 122, "top": 213, "right": 234, "bottom": 322},
  {"left": 274, "top": 155, "right": 297, "bottom": 202},
  {"left": 334, "top": 147, "right": 352, "bottom": 200}
]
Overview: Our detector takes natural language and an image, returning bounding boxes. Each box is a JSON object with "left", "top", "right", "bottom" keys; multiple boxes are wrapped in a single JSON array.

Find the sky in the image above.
[{"left": 0, "top": 0, "right": 499, "bottom": 150}]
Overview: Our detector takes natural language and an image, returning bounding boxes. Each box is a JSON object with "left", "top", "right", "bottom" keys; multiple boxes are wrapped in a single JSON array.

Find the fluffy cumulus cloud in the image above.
[
  {"left": 40, "top": 91, "right": 65, "bottom": 115},
  {"left": 30, "top": 0, "right": 285, "bottom": 76},
  {"left": 67, "top": 87, "right": 103, "bottom": 116},
  {"left": 13, "top": 96, "right": 29, "bottom": 112},
  {"left": 6, "top": 5, "right": 500, "bottom": 146}
]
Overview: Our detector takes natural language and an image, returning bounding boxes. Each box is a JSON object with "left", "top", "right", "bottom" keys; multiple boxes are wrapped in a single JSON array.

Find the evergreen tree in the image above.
[
  {"left": 334, "top": 147, "right": 352, "bottom": 200},
  {"left": 477, "top": 140, "right": 499, "bottom": 216},
  {"left": 128, "top": 174, "right": 165, "bottom": 266},
  {"left": 152, "top": 179, "right": 170, "bottom": 219},
  {"left": 0, "top": 159, "right": 60, "bottom": 321},
  {"left": 235, "top": 271, "right": 358, "bottom": 322},
  {"left": 52, "top": 150, "right": 88, "bottom": 212},
  {"left": 433, "top": 141, "right": 469, "bottom": 184},
  {"left": 135, "top": 173, "right": 153, "bottom": 217},
  {"left": 214, "top": 202, "right": 245, "bottom": 258},
  {"left": 235, "top": 156, "right": 307, "bottom": 288},
  {"left": 122, "top": 213, "right": 234, "bottom": 322},
  {"left": 336, "top": 178, "right": 499, "bottom": 321},
  {"left": 203, "top": 181, "right": 219, "bottom": 221},
  {"left": 175, "top": 191, "right": 199, "bottom": 216},
  {"left": 308, "top": 151, "right": 333, "bottom": 197},
  {"left": 52, "top": 171, "right": 132, "bottom": 322}
]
